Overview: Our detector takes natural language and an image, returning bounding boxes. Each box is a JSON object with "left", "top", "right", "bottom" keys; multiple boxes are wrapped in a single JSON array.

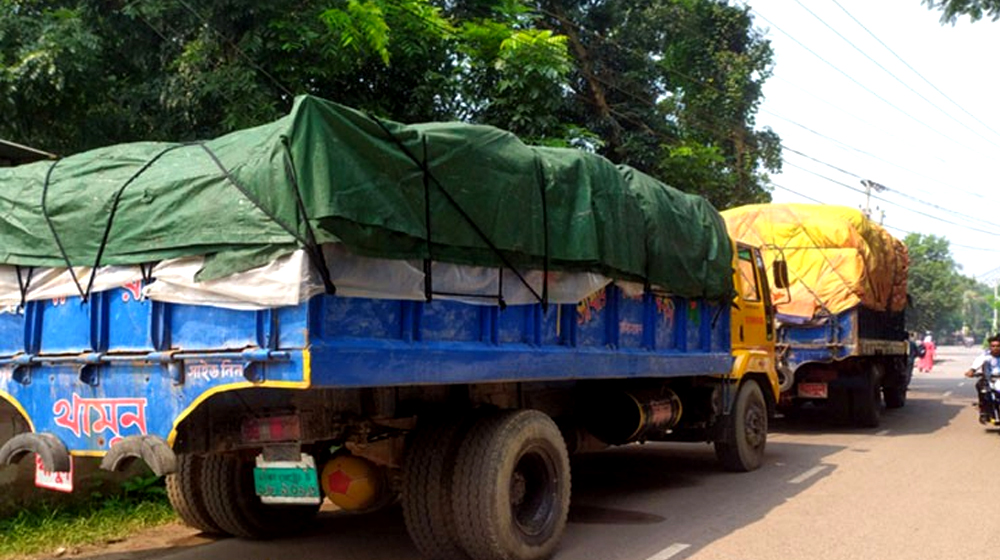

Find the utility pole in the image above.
[{"left": 860, "top": 179, "right": 888, "bottom": 219}]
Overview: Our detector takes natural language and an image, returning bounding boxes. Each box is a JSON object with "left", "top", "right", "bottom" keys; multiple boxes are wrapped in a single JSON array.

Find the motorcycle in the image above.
[{"left": 974, "top": 367, "right": 1000, "bottom": 426}]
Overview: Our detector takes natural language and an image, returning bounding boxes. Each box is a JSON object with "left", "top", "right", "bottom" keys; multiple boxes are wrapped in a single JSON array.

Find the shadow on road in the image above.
[
  {"left": 76, "top": 437, "right": 848, "bottom": 560},
  {"left": 772, "top": 391, "right": 967, "bottom": 437},
  {"left": 73, "top": 388, "right": 966, "bottom": 560}
]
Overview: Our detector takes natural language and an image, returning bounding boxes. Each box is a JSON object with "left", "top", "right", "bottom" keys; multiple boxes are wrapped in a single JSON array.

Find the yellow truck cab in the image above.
[
  {"left": 730, "top": 241, "right": 781, "bottom": 404},
  {"left": 709, "top": 241, "right": 783, "bottom": 472}
]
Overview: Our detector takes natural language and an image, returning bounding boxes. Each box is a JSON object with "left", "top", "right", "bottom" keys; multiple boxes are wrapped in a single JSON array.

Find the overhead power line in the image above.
[
  {"left": 791, "top": 0, "right": 1000, "bottom": 150},
  {"left": 751, "top": 8, "right": 990, "bottom": 159},
  {"left": 830, "top": 0, "right": 1000, "bottom": 143},
  {"left": 783, "top": 159, "right": 1000, "bottom": 237}
]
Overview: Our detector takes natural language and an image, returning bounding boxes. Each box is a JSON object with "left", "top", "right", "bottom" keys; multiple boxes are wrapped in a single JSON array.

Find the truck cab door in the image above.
[{"left": 731, "top": 244, "right": 771, "bottom": 346}]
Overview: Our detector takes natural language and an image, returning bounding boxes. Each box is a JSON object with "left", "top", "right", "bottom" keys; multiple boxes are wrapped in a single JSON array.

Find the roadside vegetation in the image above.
[{"left": 0, "top": 476, "right": 176, "bottom": 560}]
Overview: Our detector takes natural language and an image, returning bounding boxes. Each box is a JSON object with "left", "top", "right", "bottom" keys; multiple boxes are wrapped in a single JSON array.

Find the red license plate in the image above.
[{"left": 797, "top": 382, "right": 828, "bottom": 399}]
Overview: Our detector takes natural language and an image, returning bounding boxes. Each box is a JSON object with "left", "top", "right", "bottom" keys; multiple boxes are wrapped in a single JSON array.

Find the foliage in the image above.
[
  {"left": 903, "top": 233, "right": 969, "bottom": 336},
  {"left": 535, "top": 0, "right": 781, "bottom": 208},
  {"left": 0, "top": 475, "right": 174, "bottom": 559},
  {"left": 923, "top": 0, "right": 1000, "bottom": 23},
  {"left": 0, "top": 0, "right": 780, "bottom": 208}
]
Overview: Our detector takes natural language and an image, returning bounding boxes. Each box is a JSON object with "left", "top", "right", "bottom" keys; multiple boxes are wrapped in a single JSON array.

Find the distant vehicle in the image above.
[{"left": 724, "top": 203, "right": 911, "bottom": 428}]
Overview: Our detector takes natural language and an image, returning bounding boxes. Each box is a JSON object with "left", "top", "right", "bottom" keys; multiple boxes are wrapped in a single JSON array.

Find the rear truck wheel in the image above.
[
  {"left": 451, "top": 410, "right": 571, "bottom": 560},
  {"left": 201, "top": 453, "right": 320, "bottom": 539},
  {"left": 823, "top": 384, "right": 849, "bottom": 425},
  {"left": 402, "top": 417, "right": 473, "bottom": 560},
  {"left": 883, "top": 385, "right": 907, "bottom": 409},
  {"left": 166, "top": 454, "right": 222, "bottom": 534},
  {"left": 883, "top": 357, "right": 910, "bottom": 409},
  {"left": 714, "top": 380, "right": 768, "bottom": 472},
  {"left": 851, "top": 365, "right": 882, "bottom": 428}
]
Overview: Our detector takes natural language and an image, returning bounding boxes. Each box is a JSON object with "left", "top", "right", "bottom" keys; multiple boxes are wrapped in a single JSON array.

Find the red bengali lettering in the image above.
[{"left": 52, "top": 394, "right": 149, "bottom": 448}]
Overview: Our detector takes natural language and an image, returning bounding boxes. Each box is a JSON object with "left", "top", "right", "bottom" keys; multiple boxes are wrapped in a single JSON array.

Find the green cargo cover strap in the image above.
[{"left": 368, "top": 114, "right": 545, "bottom": 308}]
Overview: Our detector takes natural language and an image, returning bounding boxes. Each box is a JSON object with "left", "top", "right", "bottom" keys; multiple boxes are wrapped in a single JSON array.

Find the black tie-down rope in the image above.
[
  {"left": 200, "top": 141, "right": 336, "bottom": 294},
  {"left": 41, "top": 142, "right": 337, "bottom": 303},
  {"left": 39, "top": 146, "right": 186, "bottom": 302},
  {"left": 86, "top": 144, "right": 189, "bottom": 300},
  {"left": 14, "top": 265, "right": 33, "bottom": 310},
  {"left": 40, "top": 158, "right": 90, "bottom": 301},
  {"left": 367, "top": 115, "right": 548, "bottom": 310},
  {"left": 275, "top": 138, "right": 337, "bottom": 295},
  {"left": 421, "top": 137, "right": 433, "bottom": 302}
]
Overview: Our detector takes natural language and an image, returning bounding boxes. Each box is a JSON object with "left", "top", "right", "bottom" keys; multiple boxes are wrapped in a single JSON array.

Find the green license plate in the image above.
[{"left": 253, "top": 454, "right": 322, "bottom": 505}]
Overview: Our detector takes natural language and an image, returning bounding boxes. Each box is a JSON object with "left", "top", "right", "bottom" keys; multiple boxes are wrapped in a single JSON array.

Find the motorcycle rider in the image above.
[{"left": 964, "top": 334, "right": 1000, "bottom": 423}]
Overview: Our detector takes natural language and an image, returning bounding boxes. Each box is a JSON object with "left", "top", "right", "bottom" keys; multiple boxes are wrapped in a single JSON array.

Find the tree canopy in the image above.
[
  {"left": 923, "top": 0, "right": 1000, "bottom": 23},
  {"left": 902, "top": 232, "right": 993, "bottom": 339},
  {"left": 0, "top": 0, "right": 779, "bottom": 208}
]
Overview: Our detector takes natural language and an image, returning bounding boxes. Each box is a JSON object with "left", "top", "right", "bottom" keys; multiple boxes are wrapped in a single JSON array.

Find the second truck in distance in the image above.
[{"left": 723, "top": 203, "right": 911, "bottom": 428}]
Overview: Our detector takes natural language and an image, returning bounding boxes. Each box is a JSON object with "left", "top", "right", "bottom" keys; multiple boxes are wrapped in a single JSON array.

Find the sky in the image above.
[{"left": 744, "top": 0, "right": 1000, "bottom": 282}]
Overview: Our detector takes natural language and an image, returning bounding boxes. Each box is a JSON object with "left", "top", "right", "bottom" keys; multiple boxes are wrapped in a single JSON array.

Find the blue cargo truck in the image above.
[{"left": 0, "top": 97, "right": 781, "bottom": 560}]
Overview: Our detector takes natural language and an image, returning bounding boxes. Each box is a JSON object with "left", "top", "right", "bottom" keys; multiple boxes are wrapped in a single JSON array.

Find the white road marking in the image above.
[
  {"left": 943, "top": 391, "right": 953, "bottom": 398},
  {"left": 645, "top": 543, "right": 691, "bottom": 560},
  {"left": 876, "top": 429, "right": 890, "bottom": 436},
  {"left": 959, "top": 382, "right": 966, "bottom": 388},
  {"left": 789, "top": 465, "right": 826, "bottom": 484}
]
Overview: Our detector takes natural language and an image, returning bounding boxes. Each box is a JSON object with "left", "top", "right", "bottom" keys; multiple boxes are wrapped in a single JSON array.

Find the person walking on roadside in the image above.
[{"left": 917, "top": 332, "right": 936, "bottom": 373}]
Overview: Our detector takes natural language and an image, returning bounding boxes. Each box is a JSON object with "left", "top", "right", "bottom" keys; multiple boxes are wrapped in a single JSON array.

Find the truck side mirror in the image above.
[{"left": 773, "top": 260, "right": 789, "bottom": 290}]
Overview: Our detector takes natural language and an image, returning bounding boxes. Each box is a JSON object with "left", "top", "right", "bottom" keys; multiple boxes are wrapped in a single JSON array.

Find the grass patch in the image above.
[{"left": 0, "top": 476, "right": 177, "bottom": 560}]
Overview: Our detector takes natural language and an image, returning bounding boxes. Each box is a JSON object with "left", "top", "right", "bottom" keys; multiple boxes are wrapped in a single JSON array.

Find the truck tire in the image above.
[
  {"left": 851, "top": 365, "right": 882, "bottom": 428},
  {"left": 402, "top": 418, "right": 471, "bottom": 560},
  {"left": 201, "top": 453, "right": 320, "bottom": 539},
  {"left": 166, "top": 454, "right": 222, "bottom": 534},
  {"left": 714, "top": 380, "right": 768, "bottom": 472},
  {"left": 883, "top": 385, "right": 907, "bottom": 409},
  {"left": 451, "top": 410, "right": 571, "bottom": 560}
]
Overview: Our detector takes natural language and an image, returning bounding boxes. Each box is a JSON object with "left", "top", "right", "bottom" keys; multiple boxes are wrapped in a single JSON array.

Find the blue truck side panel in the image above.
[
  {"left": 0, "top": 284, "right": 730, "bottom": 454},
  {"left": 778, "top": 305, "right": 907, "bottom": 376},
  {"left": 777, "top": 309, "right": 859, "bottom": 371}
]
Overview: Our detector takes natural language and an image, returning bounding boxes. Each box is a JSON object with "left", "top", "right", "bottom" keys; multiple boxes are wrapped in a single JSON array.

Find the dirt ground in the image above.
[{"left": 18, "top": 523, "right": 210, "bottom": 560}]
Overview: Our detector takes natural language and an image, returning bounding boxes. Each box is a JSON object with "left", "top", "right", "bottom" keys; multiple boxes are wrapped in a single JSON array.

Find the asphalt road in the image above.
[{"left": 83, "top": 345, "right": 993, "bottom": 560}]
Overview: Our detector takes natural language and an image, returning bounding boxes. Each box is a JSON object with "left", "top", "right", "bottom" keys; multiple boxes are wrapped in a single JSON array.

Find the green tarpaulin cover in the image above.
[{"left": 0, "top": 95, "right": 733, "bottom": 301}]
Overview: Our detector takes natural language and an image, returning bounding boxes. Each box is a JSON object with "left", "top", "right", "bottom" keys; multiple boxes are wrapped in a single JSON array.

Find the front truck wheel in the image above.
[
  {"left": 201, "top": 453, "right": 320, "bottom": 539},
  {"left": 451, "top": 410, "right": 571, "bottom": 560},
  {"left": 714, "top": 380, "right": 768, "bottom": 472},
  {"left": 402, "top": 417, "right": 472, "bottom": 560},
  {"left": 166, "top": 454, "right": 222, "bottom": 534}
]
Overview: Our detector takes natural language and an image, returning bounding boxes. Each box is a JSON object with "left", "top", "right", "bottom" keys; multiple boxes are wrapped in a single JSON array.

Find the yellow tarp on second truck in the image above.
[{"left": 721, "top": 203, "right": 908, "bottom": 320}]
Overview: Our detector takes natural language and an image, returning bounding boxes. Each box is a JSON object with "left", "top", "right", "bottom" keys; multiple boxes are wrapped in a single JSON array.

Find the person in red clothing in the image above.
[{"left": 917, "top": 332, "right": 936, "bottom": 373}]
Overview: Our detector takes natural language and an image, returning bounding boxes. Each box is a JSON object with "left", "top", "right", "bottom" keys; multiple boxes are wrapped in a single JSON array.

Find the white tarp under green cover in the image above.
[{"left": 0, "top": 95, "right": 733, "bottom": 302}]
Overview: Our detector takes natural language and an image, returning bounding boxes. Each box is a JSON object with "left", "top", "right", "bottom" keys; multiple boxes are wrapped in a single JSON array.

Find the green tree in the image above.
[
  {"left": 536, "top": 0, "right": 781, "bottom": 208},
  {"left": 0, "top": 0, "right": 780, "bottom": 209},
  {"left": 923, "top": 0, "right": 1000, "bottom": 23},
  {"left": 904, "top": 233, "right": 965, "bottom": 335}
]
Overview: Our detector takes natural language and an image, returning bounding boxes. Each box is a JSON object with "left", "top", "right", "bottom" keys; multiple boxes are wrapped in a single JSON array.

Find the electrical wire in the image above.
[
  {"left": 751, "top": 7, "right": 989, "bottom": 158},
  {"left": 830, "top": 0, "right": 1000, "bottom": 143},
  {"left": 791, "top": 0, "right": 1000, "bottom": 150}
]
